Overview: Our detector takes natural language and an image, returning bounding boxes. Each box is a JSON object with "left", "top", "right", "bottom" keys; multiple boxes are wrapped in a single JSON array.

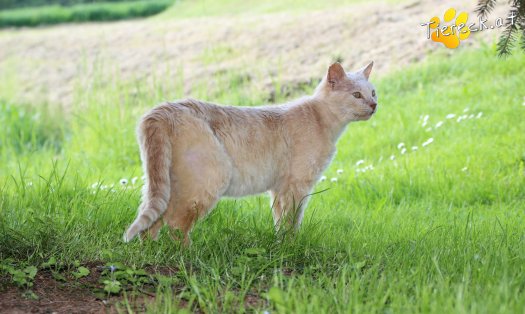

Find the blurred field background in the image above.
[{"left": 0, "top": 0, "right": 524, "bottom": 313}]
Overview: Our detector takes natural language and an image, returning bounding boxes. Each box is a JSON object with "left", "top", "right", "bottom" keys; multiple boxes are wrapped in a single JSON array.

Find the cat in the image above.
[{"left": 124, "top": 61, "right": 378, "bottom": 244}]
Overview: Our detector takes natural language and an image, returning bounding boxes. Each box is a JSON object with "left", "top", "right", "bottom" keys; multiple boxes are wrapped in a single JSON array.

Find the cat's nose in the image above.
[{"left": 369, "top": 102, "right": 377, "bottom": 111}]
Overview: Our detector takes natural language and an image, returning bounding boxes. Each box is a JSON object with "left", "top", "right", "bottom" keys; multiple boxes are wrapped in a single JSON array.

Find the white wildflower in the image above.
[
  {"left": 91, "top": 182, "right": 100, "bottom": 189},
  {"left": 463, "top": 107, "right": 470, "bottom": 113},
  {"left": 131, "top": 177, "right": 138, "bottom": 185},
  {"left": 401, "top": 148, "right": 407, "bottom": 155},
  {"left": 337, "top": 169, "right": 344, "bottom": 175},
  {"left": 476, "top": 112, "right": 483, "bottom": 119},
  {"left": 397, "top": 142, "right": 405, "bottom": 149},
  {"left": 412, "top": 146, "right": 419, "bottom": 151},
  {"left": 120, "top": 178, "right": 128, "bottom": 186},
  {"left": 330, "top": 177, "right": 338, "bottom": 183},
  {"left": 422, "top": 138, "right": 434, "bottom": 147},
  {"left": 468, "top": 114, "right": 475, "bottom": 119},
  {"left": 390, "top": 155, "right": 396, "bottom": 161},
  {"left": 356, "top": 160, "right": 365, "bottom": 166},
  {"left": 457, "top": 115, "right": 465, "bottom": 123},
  {"left": 27, "top": 182, "right": 33, "bottom": 187},
  {"left": 435, "top": 121, "right": 444, "bottom": 128},
  {"left": 319, "top": 176, "right": 327, "bottom": 182},
  {"left": 421, "top": 115, "right": 429, "bottom": 127},
  {"left": 446, "top": 114, "right": 456, "bottom": 119},
  {"left": 462, "top": 167, "right": 468, "bottom": 172}
]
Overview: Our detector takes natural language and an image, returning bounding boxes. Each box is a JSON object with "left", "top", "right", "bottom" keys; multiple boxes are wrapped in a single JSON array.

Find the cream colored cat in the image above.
[{"left": 124, "top": 62, "right": 378, "bottom": 244}]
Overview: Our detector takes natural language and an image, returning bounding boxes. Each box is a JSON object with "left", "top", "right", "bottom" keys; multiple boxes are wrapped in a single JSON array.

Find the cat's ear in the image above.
[
  {"left": 360, "top": 61, "right": 374, "bottom": 80},
  {"left": 327, "top": 62, "right": 346, "bottom": 88}
]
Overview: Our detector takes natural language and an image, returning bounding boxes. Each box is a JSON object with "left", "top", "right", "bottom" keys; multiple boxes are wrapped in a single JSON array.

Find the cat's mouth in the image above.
[{"left": 359, "top": 109, "right": 376, "bottom": 120}]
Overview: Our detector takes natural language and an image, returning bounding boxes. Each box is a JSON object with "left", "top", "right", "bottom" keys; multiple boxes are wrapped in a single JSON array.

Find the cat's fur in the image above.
[{"left": 124, "top": 62, "right": 378, "bottom": 244}]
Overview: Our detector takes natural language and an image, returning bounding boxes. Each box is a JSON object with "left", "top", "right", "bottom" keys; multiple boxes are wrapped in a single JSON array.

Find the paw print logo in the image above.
[{"left": 428, "top": 8, "right": 470, "bottom": 49}]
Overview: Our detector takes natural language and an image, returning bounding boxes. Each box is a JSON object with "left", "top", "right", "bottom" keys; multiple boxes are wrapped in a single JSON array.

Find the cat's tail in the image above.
[{"left": 124, "top": 112, "right": 172, "bottom": 242}]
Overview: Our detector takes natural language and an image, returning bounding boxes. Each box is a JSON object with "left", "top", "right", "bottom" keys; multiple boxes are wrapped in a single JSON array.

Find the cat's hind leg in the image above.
[{"left": 161, "top": 119, "right": 231, "bottom": 246}]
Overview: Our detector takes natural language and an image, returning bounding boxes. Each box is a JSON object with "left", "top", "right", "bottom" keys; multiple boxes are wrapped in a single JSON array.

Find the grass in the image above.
[
  {"left": 0, "top": 0, "right": 173, "bottom": 28},
  {"left": 159, "top": 0, "right": 404, "bottom": 18},
  {"left": 1, "top": 43, "right": 524, "bottom": 312}
]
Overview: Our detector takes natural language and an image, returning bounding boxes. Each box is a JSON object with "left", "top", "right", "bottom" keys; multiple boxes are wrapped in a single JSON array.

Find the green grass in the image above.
[
  {"left": 159, "top": 0, "right": 403, "bottom": 18},
  {"left": 0, "top": 0, "right": 173, "bottom": 28},
  {"left": 1, "top": 45, "right": 524, "bottom": 312}
]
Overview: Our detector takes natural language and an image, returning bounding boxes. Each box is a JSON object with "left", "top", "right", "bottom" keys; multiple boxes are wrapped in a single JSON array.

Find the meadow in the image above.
[{"left": 1, "top": 1, "right": 525, "bottom": 312}]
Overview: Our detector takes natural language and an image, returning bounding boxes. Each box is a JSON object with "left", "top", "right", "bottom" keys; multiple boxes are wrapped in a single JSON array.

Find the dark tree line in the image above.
[{"left": 477, "top": 0, "right": 525, "bottom": 56}]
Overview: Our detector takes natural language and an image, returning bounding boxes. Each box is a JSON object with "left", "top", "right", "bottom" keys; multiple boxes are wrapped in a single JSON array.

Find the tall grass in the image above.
[{"left": 0, "top": 45, "right": 524, "bottom": 312}]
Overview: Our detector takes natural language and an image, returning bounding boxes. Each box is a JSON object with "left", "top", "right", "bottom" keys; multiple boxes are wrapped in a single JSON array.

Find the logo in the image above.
[{"left": 421, "top": 8, "right": 517, "bottom": 49}]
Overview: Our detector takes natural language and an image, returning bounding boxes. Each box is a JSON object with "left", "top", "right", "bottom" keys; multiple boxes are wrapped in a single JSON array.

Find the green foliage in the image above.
[
  {"left": 0, "top": 259, "right": 37, "bottom": 289},
  {"left": 98, "top": 262, "right": 152, "bottom": 295},
  {"left": 477, "top": 0, "right": 525, "bottom": 56},
  {"left": 0, "top": 0, "right": 173, "bottom": 28},
  {"left": 0, "top": 0, "right": 136, "bottom": 10}
]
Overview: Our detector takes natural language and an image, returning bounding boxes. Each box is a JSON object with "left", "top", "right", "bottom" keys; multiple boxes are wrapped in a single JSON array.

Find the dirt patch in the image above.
[
  {"left": 0, "top": 0, "right": 509, "bottom": 109},
  {"left": 0, "top": 263, "right": 166, "bottom": 314},
  {"left": 0, "top": 263, "right": 107, "bottom": 314}
]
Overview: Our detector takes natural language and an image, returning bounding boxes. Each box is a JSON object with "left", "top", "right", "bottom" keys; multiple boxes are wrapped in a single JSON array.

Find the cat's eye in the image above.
[
  {"left": 352, "top": 92, "right": 362, "bottom": 99},
  {"left": 372, "top": 90, "right": 376, "bottom": 97}
]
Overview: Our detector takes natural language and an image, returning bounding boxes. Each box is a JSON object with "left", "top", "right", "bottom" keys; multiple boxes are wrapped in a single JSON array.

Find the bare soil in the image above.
[
  {"left": 0, "top": 263, "right": 183, "bottom": 314},
  {"left": 0, "top": 263, "right": 110, "bottom": 314}
]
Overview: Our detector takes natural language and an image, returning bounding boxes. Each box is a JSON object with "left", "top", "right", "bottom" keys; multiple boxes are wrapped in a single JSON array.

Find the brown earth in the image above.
[
  {"left": 0, "top": 0, "right": 508, "bottom": 110},
  {"left": 0, "top": 263, "right": 183, "bottom": 314}
]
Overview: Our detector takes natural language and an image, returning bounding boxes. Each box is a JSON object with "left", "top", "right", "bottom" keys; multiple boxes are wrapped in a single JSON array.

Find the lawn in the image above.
[{"left": 0, "top": 16, "right": 524, "bottom": 314}]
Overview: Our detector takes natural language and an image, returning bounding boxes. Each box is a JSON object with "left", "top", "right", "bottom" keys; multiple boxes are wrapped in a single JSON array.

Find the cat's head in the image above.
[{"left": 315, "top": 62, "right": 377, "bottom": 121}]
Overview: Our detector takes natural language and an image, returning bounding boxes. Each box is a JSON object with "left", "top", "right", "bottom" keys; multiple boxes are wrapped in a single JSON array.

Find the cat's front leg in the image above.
[{"left": 269, "top": 183, "right": 313, "bottom": 233}]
